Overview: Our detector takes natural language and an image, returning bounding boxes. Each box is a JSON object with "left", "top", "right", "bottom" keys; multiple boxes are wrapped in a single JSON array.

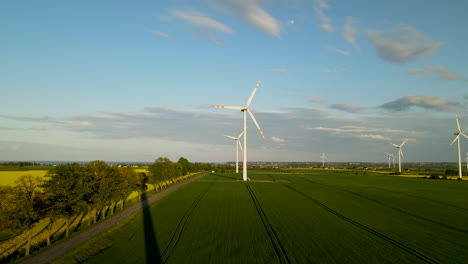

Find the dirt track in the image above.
[{"left": 21, "top": 173, "right": 208, "bottom": 264}]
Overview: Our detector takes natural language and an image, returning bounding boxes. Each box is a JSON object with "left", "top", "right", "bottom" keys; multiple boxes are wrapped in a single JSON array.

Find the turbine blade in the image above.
[
  {"left": 238, "top": 140, "right": 243, "bottom": 152},
  {"left": 213, "top": 105, "right": 244, "bottom": 110},
  {"left": 247, "top": 110, "right": 265, "bottom": 138},
  {"left": 460, "top": 132, "right": 468, "bottom": 139},
  {"left": 456, "top": 116, "right": 461, "bottom": 132},
  {"left": 390, "top": 143, "right": 399, "bottom": 147},
  {"left": 238, "top": 131, "right": 244, "bottom": 139},
  {"left": 223, "top": 135, "right": 237, "bottom": 140},
  {"left": 246, "top": 81, "right": 260, "bottom": 108},
  {"left": 400, "top": 139, "right": 408, "bottom": 147},
  {"left": 451, "top": 135, "right": 459, "bottom": 145},
  {"left": 400, "top": 149, "right": 404, "bottom": 160}
]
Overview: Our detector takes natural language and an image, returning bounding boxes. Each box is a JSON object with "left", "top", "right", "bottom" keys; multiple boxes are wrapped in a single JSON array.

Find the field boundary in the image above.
[
  {"left": 20, "top": 172, "right": 209, "bottom": 264},
  {"left": 283, "top": 184, "right": 439, "bottom": 264},
  {"left": 161, "top": 183, "right": 212, "bottom": 263},
  {"left": 246, "top": 185, "right": 290, "bottom": 264}
]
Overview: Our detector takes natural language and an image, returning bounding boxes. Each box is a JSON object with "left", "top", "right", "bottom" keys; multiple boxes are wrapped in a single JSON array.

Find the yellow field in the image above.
[{"left": 0, "top": 170, "right": 49, "bottom": 186}]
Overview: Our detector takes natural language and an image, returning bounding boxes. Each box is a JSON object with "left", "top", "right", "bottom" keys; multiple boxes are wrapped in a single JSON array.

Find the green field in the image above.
[{"left": 79, "top": 169, "right": 468, "bottom": 263}]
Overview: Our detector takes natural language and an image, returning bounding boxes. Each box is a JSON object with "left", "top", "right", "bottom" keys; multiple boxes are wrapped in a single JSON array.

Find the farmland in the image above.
[
  {"left": 0, "top": 170, "right": 48, "bottom": 186},
  {"left": 78, "top": 169, "right": 468, "bottom": 263}
]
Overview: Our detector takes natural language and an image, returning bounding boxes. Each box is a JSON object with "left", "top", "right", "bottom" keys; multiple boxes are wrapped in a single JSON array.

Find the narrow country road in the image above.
[{"left": 21, "top": 173, "right": 208, "bottom": 264}]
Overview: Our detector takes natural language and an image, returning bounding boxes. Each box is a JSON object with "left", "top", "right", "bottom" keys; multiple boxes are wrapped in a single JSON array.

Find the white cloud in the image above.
[
  {"left": 357, "top": 134, "right": 390, "bottom": 140},
  {"left": 330, "top": 47, "right": 350, "bottom": 56},
  {"left": 206, "top": 0, "right": 280, "bottom": 37},
  {"left": 309, "top": 96, "right": 328, "bottom": 104},
  {"left": 147, "top": 30, "right": 174, "bottom": 40},
  {"left": 365, "top": 25, "right": 446, "bottom": 63},
  {"left": 380, "top": 94, "right": 457, "bottom": 112},
  {"left": 313, "top": 0, "right": 334, "bottom": 32},
  {"left": 171, "top": 9, "right": 233, "bottom": 34},
  {"left": 403, "top": 65, "right": 462, "bottom": 80},
  {"left": 343, "top": 16, "right": 359, "bottom": 50},
  {"left": 272, "top": 137, "right": 286, "bottom": 143},
  {"left": 329, "top": 103, "right": 365, "bottom": 113},
  {"left": 71, "top": 121, "right": 93, "bottom": 127}
]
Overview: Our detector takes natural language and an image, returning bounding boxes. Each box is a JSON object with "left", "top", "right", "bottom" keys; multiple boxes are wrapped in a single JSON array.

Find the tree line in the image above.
[{"left": 0, "top": 157, "right": 212, "bottom": 259}]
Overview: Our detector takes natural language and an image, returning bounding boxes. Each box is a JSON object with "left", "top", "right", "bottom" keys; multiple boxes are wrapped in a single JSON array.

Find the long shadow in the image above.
[{"left": 141, "top": 192, "right": 162, "bottom": 264}]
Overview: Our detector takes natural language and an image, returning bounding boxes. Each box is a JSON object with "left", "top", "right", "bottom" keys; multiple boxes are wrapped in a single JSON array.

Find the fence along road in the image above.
[{"left": 21, "top": 172, "right": 209, "bottom": 264}]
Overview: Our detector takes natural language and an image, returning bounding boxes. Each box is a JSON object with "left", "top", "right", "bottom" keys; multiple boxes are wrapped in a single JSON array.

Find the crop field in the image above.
[
  {"left": 0, "top": 170, "right": 48, "bottom": 186},
  {"left": 80, "top": 169, "right": 468, "bottom": 263}
]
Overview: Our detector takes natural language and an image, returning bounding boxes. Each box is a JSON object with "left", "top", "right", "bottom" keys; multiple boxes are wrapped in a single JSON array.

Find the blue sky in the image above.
[{"left": 1, "top": 0, "right": 467, "bottom": 163}]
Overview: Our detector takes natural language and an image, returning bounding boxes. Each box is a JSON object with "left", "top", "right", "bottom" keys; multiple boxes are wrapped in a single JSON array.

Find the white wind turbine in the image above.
[
  {"left": 450, "top": 116, "right": 468, "bottom": 180},
  {"left": 214, "top": 81, "right": 264, "bottom": 181},
  {"left": 391, "top": 153, "right": 396, "bottom": 169},
  {"left": 320, "top": 153, "right": 327, "bottom": 168},
  {"left": 465, "top": 152, "right": 468, "bottom": 170},
  {"left": 390, "top": 139, "right": 408, "bottom": 173},
  {"left": 223, "top": 131, "right": 244, "bottom": 174},
  {"left": 386, "top": 153, "right": 392, "bottom": 168}
]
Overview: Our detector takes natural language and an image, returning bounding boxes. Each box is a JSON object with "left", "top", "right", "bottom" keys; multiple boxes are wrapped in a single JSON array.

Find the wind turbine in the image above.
[
  {"left": 450, "top": 116, "right": 468, "bottom": 180},
  {"left": 386, "top": 153, "right": 392, "bottom": 168},
  {"left": 391, "top": 153, "right": 396, "bottom": 169},
  {"left": 320, "top": 153, "right": 327, "bottom": 168},
  {"left": 390, "top": 139, "right": 408, "bottom": 173},
  {"left": 465, "top": 152, "right": 468, "bottom": 170},
  {"left": 214, "top": 81, "right": 264, "bottom": 181},
  {"left": 223, "top": 131, "right": 244, "bottom": 174}
]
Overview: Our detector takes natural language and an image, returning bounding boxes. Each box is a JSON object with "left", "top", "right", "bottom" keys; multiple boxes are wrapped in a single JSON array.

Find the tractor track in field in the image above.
[
  {"left": 161, "top": 183, "right": 212, "bottom": 263},
  {"left": 246, "top": 185, "right": 290, "bottom": 264},
  {"left": 283, "top": 184, "right": 439, "bottom": 264},
  {"left": 300, "top": 178, "right": 468, "bottom": 235}
]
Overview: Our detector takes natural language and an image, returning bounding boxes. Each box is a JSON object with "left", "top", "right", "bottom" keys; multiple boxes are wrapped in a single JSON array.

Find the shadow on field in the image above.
[{"left": 141, "top": 192, "right": 162, "bottom": 264}]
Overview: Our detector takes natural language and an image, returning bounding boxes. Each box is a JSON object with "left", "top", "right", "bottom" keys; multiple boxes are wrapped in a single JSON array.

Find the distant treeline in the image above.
[
  {"left": 0, "top": 157, "right": 213, "bottom": 261},
  {"left": 0, "top": 162, "right": 40, "bottom": 167}
]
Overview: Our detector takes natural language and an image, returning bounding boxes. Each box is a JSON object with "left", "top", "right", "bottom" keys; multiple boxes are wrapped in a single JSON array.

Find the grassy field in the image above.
[{"left": 81, "top": 169, "right": 468, "bottom": 263}]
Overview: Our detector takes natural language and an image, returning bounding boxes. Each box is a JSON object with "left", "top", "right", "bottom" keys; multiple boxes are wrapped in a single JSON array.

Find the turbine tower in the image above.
[
  {"left": 214, "top": 81, "right": 264, "bottom": 181},
  {"left": 320, "top": 153, "right": 327, "bottom": 168},
  {"left": 391, "top": 154, "right": 396, "bottom": 169},
  {"left": 466, "top": 152, "right": 468, "bottom": 170},
  {"left": 386, "top": 153, "right": 392, "bottom": 168},
  {"left": 223, "top": 131, "right": 244, "bottom": 174},
  {"left": 450, "top": 116, "right": 468, "bottom": 180},
  {"left": 390, "top": 139, "right": 408, "bottom": 173}
]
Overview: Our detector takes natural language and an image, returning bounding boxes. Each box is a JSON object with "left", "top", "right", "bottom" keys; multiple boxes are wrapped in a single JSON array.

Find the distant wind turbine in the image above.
[
  {"left": 392, "top": 154, "right": 396, "bottom": 169},
  {"left": 223, "top": 131, "right": 244, "bottom": 174},
  {"left": 466, "top": 152, "right": 468, "bottom": 170},
  {"left": 214, "top": 81, "right": 264, "bottom": 181},
  {"left": 450, "top": 116, "right": 468, "bottom": 180},
  {"left": 386, "top": 153, "right": 392, "bottom": 168},
  {"left": 321, "top": 153, "right": 327, "bottom": 168},
  {"left": 390, "top": 139, "right": 408, "bottom": 173}
]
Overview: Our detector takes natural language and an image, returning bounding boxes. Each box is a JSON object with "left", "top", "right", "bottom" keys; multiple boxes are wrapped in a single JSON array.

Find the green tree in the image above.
[
  {"left": 148, "top": 157, "right": 173, "bottom": 192},
  {"left": 115, "top": 167, "right": 137, "bottom": 211},
  {"left": 135, "top": 172, "right": 148, "bottom": 201},
  {"left": 177, "top": 157, "right": 191, "bottom": 175},
  {"left": 6, "top": 175, "right": 46, "bottom": 256},
  {"left": 42, "top": 163, "right": 87, "bottom": 238}
]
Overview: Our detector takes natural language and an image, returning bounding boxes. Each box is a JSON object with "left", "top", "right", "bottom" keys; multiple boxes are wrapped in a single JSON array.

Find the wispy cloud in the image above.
[
  {"left": 309, "top": 96, "right": 328, "bottom": 104},
  {"left": 266, "top": 68, "right": 288, "bottom": 73},
  {"left": 364, "top": 25, "right": 446, "bottom": 63},
  {"left": 380, "top": 94, "right": 457, "bottom": 112},
  {"left": 403, "top": 65, "right": 462, "bottom": 80},
  {"left": 343, "top": 16, "right": 359, "bottom": 50},
  {"left": 206, "top": 0, "right": 281, "bottom": 37},
  {"left": 147, "top": 30, "right": 174, "bottom": 40},
  {"left": 308, "top": 126, "right": 406, "bottom": 141},
  {"left": 71, "top": 121, "right": 93, "bottom": 127},
  {"left": 171, "top": 9, "right": 233, "bottom": 34},
  {"left": 272, "top": 137, "right": 286, "bottom": 143},
  {"left": 313, "top": 0, "right": 334, "bottom": 31},
  {"left": 330, "top": 103, "right": 365, "bottom": 113},
  {"left": 330, "top": 47, "right": 350, "bottom": 56}
]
